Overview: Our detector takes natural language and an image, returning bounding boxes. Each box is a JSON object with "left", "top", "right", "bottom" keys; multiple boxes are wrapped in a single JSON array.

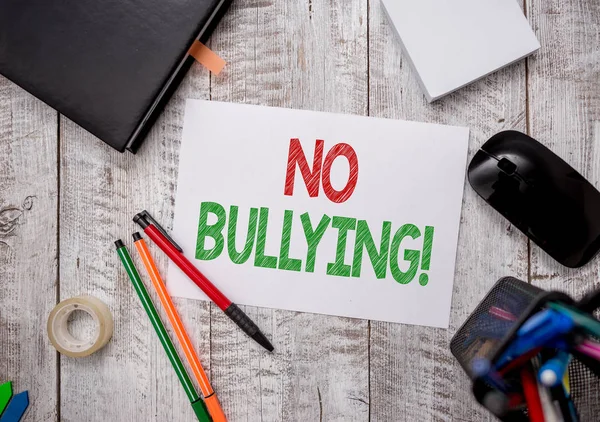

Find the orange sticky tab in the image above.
[{"left": 188, "top": 40, "right": 226, "bottom": 75}]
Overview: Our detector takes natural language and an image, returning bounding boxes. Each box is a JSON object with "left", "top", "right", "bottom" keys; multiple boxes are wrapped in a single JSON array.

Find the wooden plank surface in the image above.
[
  {"left": 0, "top": 0, "right": 600, "bottom": 421},
  {"left": 0, "top": 80, "right": 58, "bottom": 420}
]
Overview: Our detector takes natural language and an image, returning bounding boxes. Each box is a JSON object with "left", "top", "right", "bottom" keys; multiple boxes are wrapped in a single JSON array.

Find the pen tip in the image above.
[
  {"left": 252, "top": 331, "right": 274, "bottom": 352},
  {"left": 133, "top": 211, "right": 149, "bottom": 228},
  {"left": 132, "top": 232, "right": 142, "bottom": 241},
  {"left": 114, "top": 239, "right": 124, "bottom": 249}
]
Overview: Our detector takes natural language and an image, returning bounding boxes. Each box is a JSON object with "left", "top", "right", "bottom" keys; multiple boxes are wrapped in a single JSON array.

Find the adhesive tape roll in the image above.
[{"left": 47, "top": 296, "right": 113, "bottom": 357}]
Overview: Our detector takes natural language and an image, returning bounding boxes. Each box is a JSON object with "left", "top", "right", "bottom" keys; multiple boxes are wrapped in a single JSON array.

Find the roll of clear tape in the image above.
[{"left": 47, "top": 296, "right": 113, "bottom": 357}]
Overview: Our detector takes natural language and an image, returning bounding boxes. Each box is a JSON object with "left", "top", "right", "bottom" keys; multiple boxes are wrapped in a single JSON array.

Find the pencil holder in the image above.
[{"left": 450, "top": 276, "right": 600, "bottom": 421}]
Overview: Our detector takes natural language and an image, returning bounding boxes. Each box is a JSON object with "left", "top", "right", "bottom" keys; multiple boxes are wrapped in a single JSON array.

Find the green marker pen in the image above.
[
  {"left": 115, "top": 239, "right": 211, "bottom": 422},
  {"left": 0, "top": 381, "right": 13, "bottom": 415}
]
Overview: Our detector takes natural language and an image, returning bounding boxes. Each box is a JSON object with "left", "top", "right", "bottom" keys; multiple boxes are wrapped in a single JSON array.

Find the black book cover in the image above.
[{"left": 0, "top": 0, "right": 230, "bottom": 153}]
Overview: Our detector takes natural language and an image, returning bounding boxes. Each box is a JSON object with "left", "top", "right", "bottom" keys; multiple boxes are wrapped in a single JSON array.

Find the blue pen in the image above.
[
  {"left": 496, "top": 309, "right": 574, "bottom": 366},
  {"left": 518, "top": 309, "right": 568, "bottom": 336},
  {"left": 495, "top": 337, "right": 571, "bottom": 369},
  {"left": 518, "top": 308, "right": 573, "bottom": 338},
  {"left": 539, "top": 350, "right": 571, "bottom": 387}
]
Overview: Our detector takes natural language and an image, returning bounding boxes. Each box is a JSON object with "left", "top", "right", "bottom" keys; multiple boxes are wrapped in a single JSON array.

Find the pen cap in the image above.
[{"left": 191, "top": 398, "right": 211, "bottom": 422}]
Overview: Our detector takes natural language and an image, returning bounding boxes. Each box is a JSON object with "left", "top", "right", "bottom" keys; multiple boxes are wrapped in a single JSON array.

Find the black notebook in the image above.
[{"left": 0, "top": 0, "right": 231, "bottom": 153}]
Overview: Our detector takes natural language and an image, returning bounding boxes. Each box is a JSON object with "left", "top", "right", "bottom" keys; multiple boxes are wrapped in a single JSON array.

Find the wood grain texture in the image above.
[
  {"left": 208, "top": 1, "right": 369, "bottom": 421},
  {"left": 368, "top": 1, "right": 529, "bottom": 420},
  {"left": 527, "top": 0, "right": 600, "bottom": 419},
  {"left": 0, "top": 77, "right": 58, "bottom": 420}
]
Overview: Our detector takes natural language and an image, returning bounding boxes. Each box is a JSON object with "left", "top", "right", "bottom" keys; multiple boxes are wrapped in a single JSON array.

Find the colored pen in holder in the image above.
[{"left": 451, "top": 277, "right": 600, "bottom": 421}]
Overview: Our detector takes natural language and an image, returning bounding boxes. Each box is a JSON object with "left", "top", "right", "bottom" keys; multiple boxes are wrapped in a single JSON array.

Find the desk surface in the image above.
[{"left": 1, "top": 1, "right": 599, "bottom": 421}]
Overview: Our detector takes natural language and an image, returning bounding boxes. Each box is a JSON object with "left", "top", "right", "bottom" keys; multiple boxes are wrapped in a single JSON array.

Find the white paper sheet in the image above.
[
  {"left": 382, "top": 0, "right": 540, "bottom": 102},
  {"left": 168, "top": 100, "right": 469, "bottom": 328}
]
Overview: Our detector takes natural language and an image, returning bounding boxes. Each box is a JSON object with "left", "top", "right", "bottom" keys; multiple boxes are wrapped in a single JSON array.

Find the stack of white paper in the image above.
[{"left": 382, "top": 0, "right": 540, "bottom": 102}]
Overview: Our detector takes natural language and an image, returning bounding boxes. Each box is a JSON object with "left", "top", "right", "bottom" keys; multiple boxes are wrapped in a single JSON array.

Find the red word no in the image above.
[{"left": 284, "top": 139, "right": 359, "bottom": 203}]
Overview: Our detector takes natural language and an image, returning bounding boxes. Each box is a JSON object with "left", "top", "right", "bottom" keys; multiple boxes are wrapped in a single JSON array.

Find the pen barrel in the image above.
[
  {"left": 134, "top": 238, "right": 215, "bottom": 398},
  {"left": 225, "top": 303, "right": 260, "bottom": 337},
  {"left": 116, "top": 246, "right": 199, "bottom": 403},
  {"left": 539, "top": 351, "right": 571, "bottom": 387},
  {"left": 520, "top": 364, "right": 545, "bottom": 422},
  {"left": 144, "top": 225, "right": 231, "bottom": 310}
]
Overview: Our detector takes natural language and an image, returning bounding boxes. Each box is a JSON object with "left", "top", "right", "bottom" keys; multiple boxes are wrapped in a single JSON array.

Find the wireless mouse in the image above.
[{"left": 468, "top": 130, "right": 600, "bottom": 268}]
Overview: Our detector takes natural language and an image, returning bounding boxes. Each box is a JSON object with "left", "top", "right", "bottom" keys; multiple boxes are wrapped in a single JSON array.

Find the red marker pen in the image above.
[{"left": 134, "top": 211, "right": 273, "bottom": 352}]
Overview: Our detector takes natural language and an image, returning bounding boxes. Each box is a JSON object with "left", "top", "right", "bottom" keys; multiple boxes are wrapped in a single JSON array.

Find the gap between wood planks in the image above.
[
  {"left": 55, "top": 110, "right": 61, "bottom": 421},
  {"left": 524, "top": 0, "right": 533, "bottom": 288},
  {"left": 366, "top": 1, "right": 372, "bottom": 420}
]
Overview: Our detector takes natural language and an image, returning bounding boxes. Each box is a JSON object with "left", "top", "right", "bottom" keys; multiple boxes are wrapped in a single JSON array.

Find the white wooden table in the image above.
[{"left": 1, "top": 1, "right": 599, "bottom": 421}]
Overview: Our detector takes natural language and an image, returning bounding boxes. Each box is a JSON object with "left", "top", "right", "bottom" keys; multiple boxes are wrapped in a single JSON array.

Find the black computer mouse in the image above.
[{"left": 468, "top": 130, "right": 600, "bottom": 268}]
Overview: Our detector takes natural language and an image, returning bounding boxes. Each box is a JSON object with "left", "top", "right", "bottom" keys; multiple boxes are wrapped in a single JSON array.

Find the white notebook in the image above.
[{"left": 382, "top": 0, "right": 540, "bottom": 102}]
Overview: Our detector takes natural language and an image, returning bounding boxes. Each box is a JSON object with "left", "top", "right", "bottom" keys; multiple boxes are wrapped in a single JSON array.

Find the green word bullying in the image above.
[{"left": 196, "top": 201, "right": 435, "bottom": 286}]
